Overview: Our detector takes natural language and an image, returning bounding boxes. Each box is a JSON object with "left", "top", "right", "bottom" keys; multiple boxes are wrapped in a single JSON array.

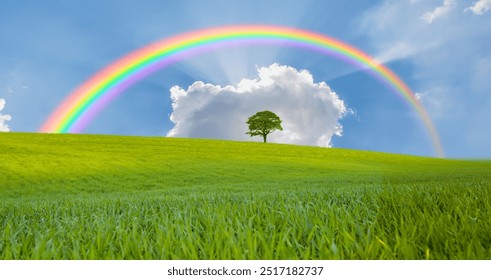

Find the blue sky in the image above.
[{"left": 1, "top": 0, "right": 490, "bottom": 158}]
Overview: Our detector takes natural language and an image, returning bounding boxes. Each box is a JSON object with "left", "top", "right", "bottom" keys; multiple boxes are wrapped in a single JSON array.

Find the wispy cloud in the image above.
[
  {"left": 168, "top": 64, "right": 349, "bottom": 147},
  {"left": 374, "top": 41, "right": 418, "bottom": 64},
  {"left": 0, "top": 99, "right": 12, "bottom": 132},
  {"left": 465, "top": 0, "right": 491, "bottom": 15},
  {"left": 360, "top": 0, "right": 491, "bottom": 157},
  {"left": 421, "top": 0, "right": 454, "bottom": 23}
]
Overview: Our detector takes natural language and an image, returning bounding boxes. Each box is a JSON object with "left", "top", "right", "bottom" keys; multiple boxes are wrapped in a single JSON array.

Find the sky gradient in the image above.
[{"left": 1, "top": 0, "right": 490, "bottom": 158}]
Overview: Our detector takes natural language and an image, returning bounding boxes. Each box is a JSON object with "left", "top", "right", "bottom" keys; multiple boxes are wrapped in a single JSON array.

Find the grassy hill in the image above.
[{"left": 1, "top": 132, "right": 490, "bottom": 259}]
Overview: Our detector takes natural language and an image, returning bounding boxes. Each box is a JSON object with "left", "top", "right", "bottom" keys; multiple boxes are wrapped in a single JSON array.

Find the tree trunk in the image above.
[{"left": 263, "top": 134, "right": 267, "bottom": 143}]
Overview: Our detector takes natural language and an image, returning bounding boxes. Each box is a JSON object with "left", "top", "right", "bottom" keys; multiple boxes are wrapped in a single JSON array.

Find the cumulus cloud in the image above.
[
  {"left": 0, "top": 99, "right": 12, "bottom": 132},
  {"left": 167, "top": 64, "right": 349, "bottom": 147},
  {"left": 465, "top": 0, "right": 491, "bottom": 15},
  {"left": 421, "top": 0, "right": 454, "bottom": 23}
]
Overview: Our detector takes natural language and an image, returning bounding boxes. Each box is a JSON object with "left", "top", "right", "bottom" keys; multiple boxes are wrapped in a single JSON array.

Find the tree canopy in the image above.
[{"left": 246, "top": 110, "right": 283, "bottom": 143}]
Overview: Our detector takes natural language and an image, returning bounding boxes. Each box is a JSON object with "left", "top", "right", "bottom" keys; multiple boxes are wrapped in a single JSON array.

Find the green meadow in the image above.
[{"left": 1, "top": 132, "right": 490, "bottom": 259}]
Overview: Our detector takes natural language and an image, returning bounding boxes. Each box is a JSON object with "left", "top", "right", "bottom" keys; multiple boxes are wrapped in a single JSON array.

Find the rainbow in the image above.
[{"left": 39, "top": 25, "right": 444, "bottom": 157}]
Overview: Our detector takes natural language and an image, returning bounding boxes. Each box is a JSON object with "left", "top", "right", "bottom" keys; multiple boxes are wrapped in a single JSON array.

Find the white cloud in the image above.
[
  {"left": 167, "top": 64, "right": 349, "bottom": 147},
  {"left": 4, "top": 85, "right": 29, "bottom": 95},
  {"left": 359, "top": 2, "right": 445, "bottom": 63},
  {"left": 421, "top": 0, "right": 454, "bottom": 23},
  {"left": 0, "top": 99, "right": 12, "bottom": 132},
  {"left": 374, "top": 41, "right": 418, "bottom": 64},
  {"left": 465, "top": 0, "right": 491, "bottom": 15}
]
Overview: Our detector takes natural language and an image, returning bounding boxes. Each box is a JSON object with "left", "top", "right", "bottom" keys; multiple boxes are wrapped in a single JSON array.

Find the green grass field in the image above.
[{"left": 1, "top": 132, "right": 490, "bottom": 259}]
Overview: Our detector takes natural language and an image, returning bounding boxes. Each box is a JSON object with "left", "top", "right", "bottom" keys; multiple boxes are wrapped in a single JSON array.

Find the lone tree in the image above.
[{"left": 246, "top": 110, "right": 283, "bottom": 143}]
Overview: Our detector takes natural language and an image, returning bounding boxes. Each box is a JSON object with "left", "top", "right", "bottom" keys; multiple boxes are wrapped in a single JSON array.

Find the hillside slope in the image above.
[
  {"left": 1, "top": 132, "right": 487, "bottom": 194},
  {"left": 1, "top": 133, "right": 490, "bottom": 259}
]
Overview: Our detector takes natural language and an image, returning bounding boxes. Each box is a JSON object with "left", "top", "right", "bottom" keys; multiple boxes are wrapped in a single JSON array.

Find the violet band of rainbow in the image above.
[{"left": 39, "top": 25, "right": 445, "bottom": 157}]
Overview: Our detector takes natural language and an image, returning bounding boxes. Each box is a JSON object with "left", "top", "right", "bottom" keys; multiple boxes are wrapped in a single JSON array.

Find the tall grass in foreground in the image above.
[
  {"left": 1, "top": 133, "right": 490, "bottom": 259},
  {"left": 1, "top": 182, "right": 490, "bottom": 259}
]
